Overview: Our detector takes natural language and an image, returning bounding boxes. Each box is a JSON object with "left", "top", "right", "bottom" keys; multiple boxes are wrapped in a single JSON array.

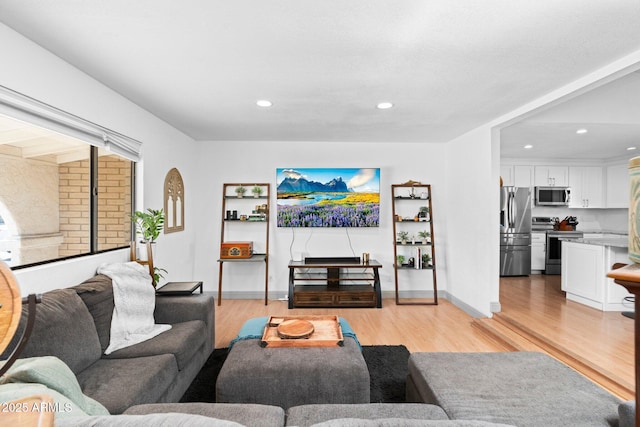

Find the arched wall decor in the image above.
[{"left": 164, "top": 168, "right": 184, "bottom": 233}]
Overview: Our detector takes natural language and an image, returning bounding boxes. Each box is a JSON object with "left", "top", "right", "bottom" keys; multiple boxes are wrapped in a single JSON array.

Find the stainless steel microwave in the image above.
[{"left": 535, "top": 186, "right": 571, "bottom": 206}]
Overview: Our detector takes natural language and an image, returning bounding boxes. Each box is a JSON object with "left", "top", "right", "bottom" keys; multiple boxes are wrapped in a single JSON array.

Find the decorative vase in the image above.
[{"left": 629, "top": 157, "right": 640, "bottom": 262}]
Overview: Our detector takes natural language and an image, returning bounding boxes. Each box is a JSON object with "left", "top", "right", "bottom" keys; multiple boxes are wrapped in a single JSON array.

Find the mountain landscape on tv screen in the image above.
[
  {"left": 276, "top": 168, "right": 380, "bottom": 228},
  {"left": 277, "top": 176, "right": 350, "bottom": 193}
]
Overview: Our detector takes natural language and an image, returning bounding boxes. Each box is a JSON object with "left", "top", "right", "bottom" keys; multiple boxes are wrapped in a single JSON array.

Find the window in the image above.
[{"left": 0, "top": 85, "right": 140, "bottom": 268}]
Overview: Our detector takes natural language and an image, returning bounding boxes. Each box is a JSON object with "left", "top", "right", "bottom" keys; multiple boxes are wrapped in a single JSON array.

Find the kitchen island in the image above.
[{"left": 561, "top": 234, "right": 632, "bottom": 311}]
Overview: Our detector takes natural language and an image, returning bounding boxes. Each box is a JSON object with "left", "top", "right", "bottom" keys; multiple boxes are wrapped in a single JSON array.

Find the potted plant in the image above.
[
  {"left": 154, "top": 266, "right": 168, "bottom": 285},
  {"left": 418, "top": 230, "right": 430, "bottom": 244},
  {"left": 397, "top": 231, "right": 409, "bottom": 244},
  {"left": 235, "top": 186, "right": 247, "bottom": 198},
  {"left": 396, "top": 254, "right": 405, "bottom": 267},
  {"left": 421, "top": 253, "right": 432, "bottom": 268},
  {"left": 251, "top": 186, "right": 263, "bottom": 198},
  {"left": 418, "top": 206, "right": 430, "bottom": 221},
  {"left": 131, "top": 208, "right": 165, "bottom": 261}
]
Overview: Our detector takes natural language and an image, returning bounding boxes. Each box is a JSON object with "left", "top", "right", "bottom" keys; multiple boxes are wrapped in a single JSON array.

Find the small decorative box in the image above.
[{"left": 220, "top": 241, "right": 254, "bottom": 258}]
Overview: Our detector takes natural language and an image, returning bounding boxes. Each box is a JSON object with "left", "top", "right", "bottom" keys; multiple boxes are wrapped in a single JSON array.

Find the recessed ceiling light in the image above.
[
  {"left": 524, "top": 144, "right": 533, "bottom": 149},
  {"left": 627, "top": 146, "right": 637, "bottom": 151},
  {"left": 256, "top": 100, "right": 272, "bottom": 107},
  {"left": 576, "top": 128, "right": 588, "bottom": 135},
  {"left": 376, "top": 102, "right": 394, "bottom": 110}
]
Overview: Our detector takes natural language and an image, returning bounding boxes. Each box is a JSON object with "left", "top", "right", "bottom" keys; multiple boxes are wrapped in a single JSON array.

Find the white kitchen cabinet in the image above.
[
  {"left": 501, "top": 165, "right": 533, "bottom": 188},
  {"left": 531, "top": 231, "right": 546, "bottom": 271},
  {"left": 500, "top": 165, "right": 514, "bottom": 186},
  {"left": 534, "top": 166, "right": 568, "bottom": 187},
  {"left": 568, "top": 166, "right": 604, "bottom": 208},
  {"left": 514, "top": 165, "right": 533, "bottom": 188},
  {"left": 606, "top": 163, "right": 629, "bottom": 208},
  {"left": 561, "top": 240, "right": 631, "bottom": 311}
]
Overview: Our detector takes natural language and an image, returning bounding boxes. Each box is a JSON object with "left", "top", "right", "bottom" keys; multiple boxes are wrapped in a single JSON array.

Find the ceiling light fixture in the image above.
[
  {"left": 376, "top": 102, "right": 393, "bottom": 110},
  {"left": 576, "top": 128, "right": 588, "bottom": 135},
  {"left": 628, "top": 146, "right": 637, "bottom": 151},
  {"left": 256, "top": 100, "right": 272, "bottom": 107},
  {"left": 524, "top": 144, "right": 533, "bottom": 149}
]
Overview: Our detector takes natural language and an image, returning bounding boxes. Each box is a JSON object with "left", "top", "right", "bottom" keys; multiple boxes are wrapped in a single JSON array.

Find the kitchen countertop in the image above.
[
  {"left": 579, "top": 229, "right": 628, "bottom": 236},
  {"left": 563, "top": 236, "right": 628, "bottom": 248}
]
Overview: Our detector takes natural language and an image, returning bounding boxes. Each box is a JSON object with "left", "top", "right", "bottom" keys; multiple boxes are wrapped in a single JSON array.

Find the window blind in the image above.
[{"left": 0, "top": 84, "right": 142, "bottom": 161}]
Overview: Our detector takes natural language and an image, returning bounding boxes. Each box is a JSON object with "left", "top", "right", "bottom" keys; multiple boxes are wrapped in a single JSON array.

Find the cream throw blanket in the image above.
[{"left": 98, "top": 262, "right": 171, "bottom": 355}]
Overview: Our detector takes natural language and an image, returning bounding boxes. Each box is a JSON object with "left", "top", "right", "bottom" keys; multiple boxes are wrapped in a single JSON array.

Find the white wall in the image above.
[
  {"left": 444, "top": 127, "right": 500, "bottom": 315},
  {"left": 0, "top": 23, "right": 199, "bottom": 293},
  {"left": 192, "top": 141, "right": 450, "bottom": 301}
]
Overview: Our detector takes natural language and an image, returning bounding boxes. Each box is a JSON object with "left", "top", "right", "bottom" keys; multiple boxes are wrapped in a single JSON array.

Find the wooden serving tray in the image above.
[{"left": 261, "top": 315, "right": 344, "bottom": 347}]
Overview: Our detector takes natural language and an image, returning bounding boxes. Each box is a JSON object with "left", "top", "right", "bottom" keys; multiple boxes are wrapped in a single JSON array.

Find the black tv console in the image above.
[{"left": 288, "top": 257, "right": 382, "bottom": 308}]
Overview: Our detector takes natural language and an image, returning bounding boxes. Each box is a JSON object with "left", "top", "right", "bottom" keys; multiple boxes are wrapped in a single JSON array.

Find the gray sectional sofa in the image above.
[
  {"left": 1, "top": 274, "right": 634, "bottom": 426},
  {"left": 54, "top": 350, "right": 633, "bottom": 427},
  {"left": 1, "top": 274, "right": 214, "bottom": 414}
]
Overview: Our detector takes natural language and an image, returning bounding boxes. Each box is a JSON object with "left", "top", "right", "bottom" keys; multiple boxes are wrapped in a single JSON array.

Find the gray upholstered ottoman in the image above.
[
  {"left": 216, "top": 337, "right": 370, "bottom": 409},
  {"left": 407, "top": 351, "right": 622, "bottom": 427}
]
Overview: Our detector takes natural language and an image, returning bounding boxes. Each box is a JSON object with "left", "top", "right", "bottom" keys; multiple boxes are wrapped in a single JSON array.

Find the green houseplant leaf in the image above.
[{"left": 131, "top": 208, "right": 165, "bottom": 243}]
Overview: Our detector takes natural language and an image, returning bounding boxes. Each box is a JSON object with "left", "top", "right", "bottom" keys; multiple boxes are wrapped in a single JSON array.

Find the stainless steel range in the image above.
[
  {"left": 545, "top": 230, "right": 583, "bottom": 275},
  {"left": 531, "top": 217, "right": 583, "bottom": 274},
  {"left": 531, "top": 216, "right": 555, "bottom": 231}
]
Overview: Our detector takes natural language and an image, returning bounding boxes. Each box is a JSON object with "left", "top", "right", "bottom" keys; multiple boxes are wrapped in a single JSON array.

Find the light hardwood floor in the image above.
[
  {"left": 498, "top": 274, "right": 634, "bottom": 399},
  {"left": 215, "top": 298, "right": 503, "bottom": 353},
  {"left": 214, "top": 274, "right": 635, "bottom": 399}
]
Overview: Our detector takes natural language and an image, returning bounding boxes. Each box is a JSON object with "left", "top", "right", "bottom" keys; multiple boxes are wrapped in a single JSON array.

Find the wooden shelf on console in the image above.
[{"left": 288, "top": 259, "right": 382, "bottom": 309}]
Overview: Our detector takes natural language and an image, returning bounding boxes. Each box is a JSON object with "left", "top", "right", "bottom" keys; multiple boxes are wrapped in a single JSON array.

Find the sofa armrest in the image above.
[{"left": 154, "top": 294, "right": 215, "bottom": 352}]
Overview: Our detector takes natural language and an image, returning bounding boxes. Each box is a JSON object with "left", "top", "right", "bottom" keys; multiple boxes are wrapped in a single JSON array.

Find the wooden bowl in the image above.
[{"left": 277, "top": 319, "right": 314, "bottom": 339}]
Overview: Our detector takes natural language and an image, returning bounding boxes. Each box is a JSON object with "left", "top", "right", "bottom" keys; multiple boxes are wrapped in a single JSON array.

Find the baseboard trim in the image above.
[{"left": 217, "top": 290, "right": 486, "bottom": 318}]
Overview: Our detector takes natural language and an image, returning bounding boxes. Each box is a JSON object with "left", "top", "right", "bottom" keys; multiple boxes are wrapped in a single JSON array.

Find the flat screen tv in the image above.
[{"left": 276, "top": 168, "right": 380, "bottom": 227}]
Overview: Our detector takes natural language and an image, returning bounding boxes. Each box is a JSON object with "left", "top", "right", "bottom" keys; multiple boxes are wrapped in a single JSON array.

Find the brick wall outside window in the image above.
[{"left": 58, "top": 155, "right": 131, "bottom": 257}]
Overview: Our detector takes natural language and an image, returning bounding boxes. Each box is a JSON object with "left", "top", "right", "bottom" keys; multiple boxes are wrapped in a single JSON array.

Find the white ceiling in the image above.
[
  {"left": 1, "top": 1, "right": 640, "bottom": 159},
  {"left": 501, "top": 70, "right": 640, "bottom": 161}
]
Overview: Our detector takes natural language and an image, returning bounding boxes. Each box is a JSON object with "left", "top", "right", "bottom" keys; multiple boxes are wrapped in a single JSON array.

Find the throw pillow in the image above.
[
  {"left": 10, "top": 288, "right": 102, "bottom": 374},
  {"left": 0, "top": 356, "right": 109, "bottom": 415},
  {"left": 0, "top": 383, "right": 88, "bottom": 420},
  {"left": 73, "top": 274, "right": 115, "bottom": 353}
]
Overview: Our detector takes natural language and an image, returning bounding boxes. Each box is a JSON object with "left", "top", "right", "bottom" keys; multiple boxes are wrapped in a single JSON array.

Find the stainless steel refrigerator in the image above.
[{"left": 500, "top": 186, "right": 532, "bottom": 276}]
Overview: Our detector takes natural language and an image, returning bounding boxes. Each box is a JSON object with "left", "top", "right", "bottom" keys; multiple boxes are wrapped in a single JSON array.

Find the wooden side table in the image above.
[
  {"left": 607, "top": 263, "right": 640, "bottom": 427},
  {"left": 0, "top": 395, "right": 54, "bottom": 427},
  {"left": 156, "top": 281, "right": 203, "bottom": 296}
]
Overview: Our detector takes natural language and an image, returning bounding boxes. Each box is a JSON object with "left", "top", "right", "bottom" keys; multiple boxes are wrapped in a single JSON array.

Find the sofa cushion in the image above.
[
  {"left": 18, "top": 288, "right": 102, "bottom": 374},
  {"left": 408, "top": 352, "right": 621, "bottom": 427},
  {"left": 286, "top": 403, "right": 449, "bottom": 427},
  {"left": 125, "top": 402, "right": 286, "bottom": 427},
  {"left": 102, "top": 320, "right": 205, "bottom": 370},
  {"left": 309, "top": 421, "right": 516, "bottom": 427},
  {"left": 56, "top": 413, "right": 246, "bottom": 427},
  {"left": 77, "top": 354, "right": 178, "bottom": 414},
  {"left": 73, "top": 274, "right": 114, "bottom": 353}
]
